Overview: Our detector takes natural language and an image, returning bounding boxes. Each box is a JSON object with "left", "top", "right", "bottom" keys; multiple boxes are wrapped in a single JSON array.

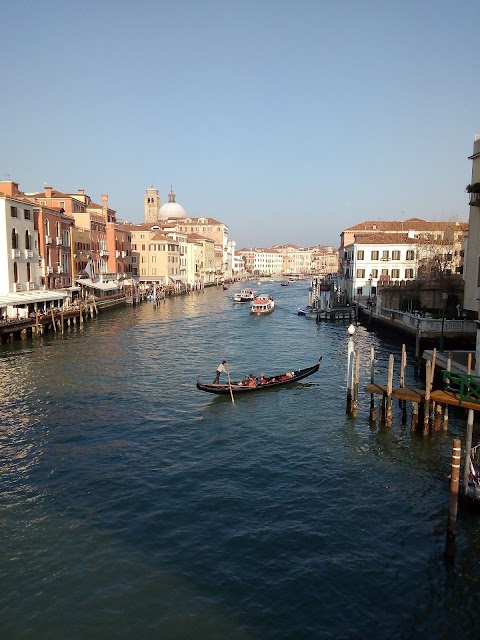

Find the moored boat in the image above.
[
  {"left": 197, "top": 357, "right": 322, "bottom": 395},
  {"left": 251, "top": 294, "right": 275, "bottom": 315}
]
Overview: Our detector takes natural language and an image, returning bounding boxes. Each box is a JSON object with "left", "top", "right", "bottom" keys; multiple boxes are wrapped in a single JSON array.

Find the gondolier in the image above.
[{"left": 213, "top": 360, "right": 227, "bottom": 384}]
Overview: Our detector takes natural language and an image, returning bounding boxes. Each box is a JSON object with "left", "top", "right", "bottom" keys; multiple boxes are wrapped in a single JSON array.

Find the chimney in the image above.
[
  {"left": 45, "top": 186, "right": 53, "bottom": 198},
  {"left": 102, "top": 194, "right": 108, "bottom": 220},
  {"left": 78, "top": 188, "right": 85, "bottom": 195},
  {"left": 0, "top": 181, "right": 19, "bottom": 196}
]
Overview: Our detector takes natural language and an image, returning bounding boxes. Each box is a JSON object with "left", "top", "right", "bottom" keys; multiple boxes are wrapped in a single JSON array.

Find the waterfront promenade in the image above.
[{"left": 1, "top": 282, "right": 479, "bottom": 639}]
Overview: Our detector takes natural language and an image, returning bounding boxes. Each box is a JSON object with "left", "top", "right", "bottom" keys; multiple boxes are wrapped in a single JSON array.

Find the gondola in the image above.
[{"left": 196, "top": 357, "right": 322, "bottom": 395}]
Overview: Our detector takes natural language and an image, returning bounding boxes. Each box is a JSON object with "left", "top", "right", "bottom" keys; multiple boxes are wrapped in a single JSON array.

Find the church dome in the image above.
[{"left": 159, "top": 186, "right": 186, "bottom": 219}]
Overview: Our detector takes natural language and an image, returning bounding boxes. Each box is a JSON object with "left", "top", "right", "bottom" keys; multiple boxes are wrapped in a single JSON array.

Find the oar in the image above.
[{"left": 226, "top": 363, "right": 235, "bottom": 405}]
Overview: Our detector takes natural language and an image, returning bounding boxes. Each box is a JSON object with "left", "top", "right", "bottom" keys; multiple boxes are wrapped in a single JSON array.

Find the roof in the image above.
[
  {"left": 346, "top": 218, "right": 468, "bottom": 232},
  {"left": 0, "top": 290, "right": 67, "bottom": 307}
]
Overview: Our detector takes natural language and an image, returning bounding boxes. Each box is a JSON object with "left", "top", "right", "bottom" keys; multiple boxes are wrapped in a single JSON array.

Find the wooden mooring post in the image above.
[
  {"left": 369, "top": 347, "right": 376, "bottom": 423},
  {"left": 385, "top": 354, "right": 394, "bottom": 427},
  {"left": 445, "top": 438, "right": 461, "bottom": 561}
]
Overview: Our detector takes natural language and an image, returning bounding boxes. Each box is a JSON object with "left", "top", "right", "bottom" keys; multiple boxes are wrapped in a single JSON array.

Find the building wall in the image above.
[
  {"left": 0, "top": 195, "right": 39, "bottom": 294},
  {"left": 463, "top": 135, "right": 480, "bottom": 313}
]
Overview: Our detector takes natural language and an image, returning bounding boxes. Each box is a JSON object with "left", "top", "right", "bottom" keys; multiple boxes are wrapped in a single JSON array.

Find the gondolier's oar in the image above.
[{"left": 226, "top": 363, "right": 235, "bottom": 405}]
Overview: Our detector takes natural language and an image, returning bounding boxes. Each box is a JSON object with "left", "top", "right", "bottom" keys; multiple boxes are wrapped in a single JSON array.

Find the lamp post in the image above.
[
  {"left": 440, "top": 291, "right": 448, "bottom": 352},
  {"left": 368, "top": 274, "right": 373, "bottom": 304}
]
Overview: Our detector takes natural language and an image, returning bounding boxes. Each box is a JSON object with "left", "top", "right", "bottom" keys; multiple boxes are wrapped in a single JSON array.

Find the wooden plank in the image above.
[
  {"left": 364, "top": 384, "right": 425, "bottom": 403},
  {"left": 430, "top": 390, "right": 480, "bottom": 411}
]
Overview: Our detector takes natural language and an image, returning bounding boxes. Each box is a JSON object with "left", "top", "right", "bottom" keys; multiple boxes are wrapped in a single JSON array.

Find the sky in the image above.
[{"left": 1, "top": 0, "right": 479, "bottom": 249}]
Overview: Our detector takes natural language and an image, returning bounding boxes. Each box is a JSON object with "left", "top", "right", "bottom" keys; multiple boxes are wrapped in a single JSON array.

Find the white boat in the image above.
[
  {"left": 250, "top": 294, "right": 275, "bottom": 315},
  {"left": 233, "top": 289, "right": 257, "bottom": 303}
]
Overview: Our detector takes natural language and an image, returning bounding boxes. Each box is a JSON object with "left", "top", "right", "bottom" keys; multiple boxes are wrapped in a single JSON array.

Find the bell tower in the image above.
[{"left": 144, "top": 186, "right": 160, "bottom": 223}]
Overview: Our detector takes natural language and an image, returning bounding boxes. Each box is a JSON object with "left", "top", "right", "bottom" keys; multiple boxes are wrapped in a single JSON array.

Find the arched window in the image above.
[
  {"left": 27, "top": 262, "right": 31, "bottom": 282},
  {"left": 25, "top": 230, "right": 31, "bottom": 250},
  {"left": 56, "top": 221, "right": 60, "bottom": 237},
  {"left": 13, "top": 262, "right": 18, "bottom": 283},
  {"left": 11, "top": 228, "right": 18, "bottom": 249},
  {"left": 44, "top": 219, "right": 50, "bottom": 235}
]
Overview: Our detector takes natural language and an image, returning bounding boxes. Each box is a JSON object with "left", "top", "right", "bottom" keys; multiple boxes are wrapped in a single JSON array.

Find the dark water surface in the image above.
[{"left": 1, "top": 282, "right": 480, "bottom": 639}]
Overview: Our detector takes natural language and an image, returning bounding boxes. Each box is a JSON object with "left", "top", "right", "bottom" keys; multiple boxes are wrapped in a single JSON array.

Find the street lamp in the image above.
[
  {"left": 439, "top": 292, "right": 448, "bottom": 352},
  {"left": 368, "top": 274, "right": 373, "bottom": 303}
]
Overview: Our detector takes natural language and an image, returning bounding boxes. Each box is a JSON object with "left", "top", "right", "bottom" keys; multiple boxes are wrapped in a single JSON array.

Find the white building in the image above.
[
  {"left": 0, "top": 188, "right": 40, "bottom": 294},
  {"left": 340, "top": 233, "right": 418, "bottom": 301}
]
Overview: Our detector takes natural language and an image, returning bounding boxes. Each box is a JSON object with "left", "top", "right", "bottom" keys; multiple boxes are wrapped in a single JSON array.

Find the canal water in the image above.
[{"left": 1, "top": 281, "right": 480, "bottom": 639}]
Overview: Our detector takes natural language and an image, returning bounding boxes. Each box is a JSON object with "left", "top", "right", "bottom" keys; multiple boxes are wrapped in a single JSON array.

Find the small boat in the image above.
[
  {"left": 223, "top": 284, "right": 229, "bottom": 290},
  {"left": 251, "top": 294, "right": 275, "bottom": 315},
  {"left": 233, "top": 289, "right": 257, "bottom": 303},
  {"left": 281, "top": 280, "right": 289, "bottom": 286},
  {"left": 197, "top": 357, "right": 322, "bottom": 395}
]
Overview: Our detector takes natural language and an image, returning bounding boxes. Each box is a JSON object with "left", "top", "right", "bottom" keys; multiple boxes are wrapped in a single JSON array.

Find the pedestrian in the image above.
[{"left": 213, "top": 360, "right": 227, "bottom": 384}]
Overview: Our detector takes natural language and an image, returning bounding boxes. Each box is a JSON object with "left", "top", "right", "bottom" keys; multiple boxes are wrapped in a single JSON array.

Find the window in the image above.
[
  {"left": 13, "top": 262, "right": 18, "bottom": 283},
  {"left": 27, "top": 262, "right": 31, "bottom": 282},
  {"left": 382, "top": 251, "right": 389, "bottom": 260},
  {"left": 24, "top": 209, "right": 31, "bottom": 220},
  {"left": 371, "top": 269, "right": 378, "bottom": 278},
  {"left": 25, "top": 231, "right": 31, "bottom": 250},
  {"left": 371, "top": 251, "right": 379, "bottom": 260},
  {"left": 405, "top": 269, "right": 414, "bottom": 278},
  {"left": 11, "top": 228, "right": 19, "bottom": 249},
  {"left": 141, "top": 268, "right": 146, "bottom": 275},
  {"left": 356, "top": 269, "right": 365, "bottom": 278},
  {"left": 141, "top": 256, "right": 146, "bottom": 263},
  {"left": 142, "top": 244, "right": 146, "bottom": 251},
  {"left": 151, "top": 256, "right": 156, "bottom": 263},
  {"left": 152, "top": 268, "right": 156, "bottom": 275},
  {"left": 11, "top": 206, "right": 17, "bottom": 218},
  {"left": 357, "top": 250, "right": 364, "bottom": 260},
  {"left": 391, "top": 269, "right": 400, "bottom": 278},
  {"left": 381, "top": 269, "right": 389, "bottom": 276},
  {"left": 406, "top": 250, "right": 415, "bottom": 260},
  {"left": 392, "top": 251, "right": 401, "bottom": 260}
]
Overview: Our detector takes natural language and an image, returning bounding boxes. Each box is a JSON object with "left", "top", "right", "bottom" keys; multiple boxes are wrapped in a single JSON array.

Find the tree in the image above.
[{"left": 413, "top": 219, "right": 466, "bottom": 281}]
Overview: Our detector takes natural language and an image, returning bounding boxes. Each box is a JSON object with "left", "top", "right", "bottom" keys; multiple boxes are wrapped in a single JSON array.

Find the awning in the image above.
[
  {"left": 0, "top": 290, "right": 67, "bottom": 307},
  {"left": 75, "top": 278, "right": 120, "bottom": 291}
]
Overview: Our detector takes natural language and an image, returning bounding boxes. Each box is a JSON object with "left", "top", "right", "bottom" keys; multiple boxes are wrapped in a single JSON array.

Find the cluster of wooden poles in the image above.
[{"left": 345, "top": 328, "right": 477, "bottom": 560}]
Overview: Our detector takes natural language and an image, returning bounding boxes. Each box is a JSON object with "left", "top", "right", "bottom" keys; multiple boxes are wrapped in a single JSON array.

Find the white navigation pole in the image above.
[{"left": 346, "top": 324, "right": 356, "bottom": 415}]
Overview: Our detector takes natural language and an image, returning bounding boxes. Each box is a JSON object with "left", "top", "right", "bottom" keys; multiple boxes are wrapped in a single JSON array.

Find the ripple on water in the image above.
[{"left": 1, "top": 287, "right": 480, "bottom": 639}]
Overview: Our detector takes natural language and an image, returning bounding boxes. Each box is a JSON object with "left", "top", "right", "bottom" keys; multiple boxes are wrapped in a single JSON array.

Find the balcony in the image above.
[
  {"left": 45, "top": 235, "right": 52, "bottom": 245},
  {"left": 116, "top": 250, "right": 120, "bottom": 258},
  {"left": 11, "top": 249, "right": 20, "bottom": 259},
  {"left": 100, "top": 249, "right": 109, "bottom": 257},
  {"left": 122, "top": 251, "right": 126, "bottom": 258},
  {"left": 56, "top": 236, "right": 63, "bottom": 245},
  {"left": 46, "top": 266, "right": 53, "bottom": 274},
  {"left": 24, "top": 249, "right": 33, "bottom": 259},
  {"left": 57, "top": 265, "right": 63, "bottom": 274},
  {"left": 470, "top": 193, "right": 480, "bottom": 207},
  {"left": 28, "top": 282, "right": 35, "bottom": 291},
  {"left": 14, "top": 283, "right": 22, "bottom": 292}
]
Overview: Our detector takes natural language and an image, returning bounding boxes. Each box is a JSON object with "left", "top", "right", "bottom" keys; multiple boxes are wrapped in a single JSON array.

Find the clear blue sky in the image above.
[{"left": 1, "top": 0, "right": 479, "bottom": 249}]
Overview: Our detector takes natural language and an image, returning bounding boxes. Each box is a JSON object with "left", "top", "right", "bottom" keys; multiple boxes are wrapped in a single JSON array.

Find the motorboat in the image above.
[
  {"left": 233, "top": 289, "right": 257, "bottom": 303},
  {"left": 250, "top": 294, "right": 275, "bottom": 315}
]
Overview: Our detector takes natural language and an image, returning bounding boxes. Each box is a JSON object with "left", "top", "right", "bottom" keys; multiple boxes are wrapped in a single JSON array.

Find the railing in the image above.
[
  {"left": 469, "top": 193, "right": 480, "bottom": 207},
  {"left": 56, "top": 237, "right": 63, "bottom": 245},
  {"left": 373, "top": 307, "right": 477, "bottom": 334},
  {"left": 442, "top": 371, "right": 480, "bottom": 405}
]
